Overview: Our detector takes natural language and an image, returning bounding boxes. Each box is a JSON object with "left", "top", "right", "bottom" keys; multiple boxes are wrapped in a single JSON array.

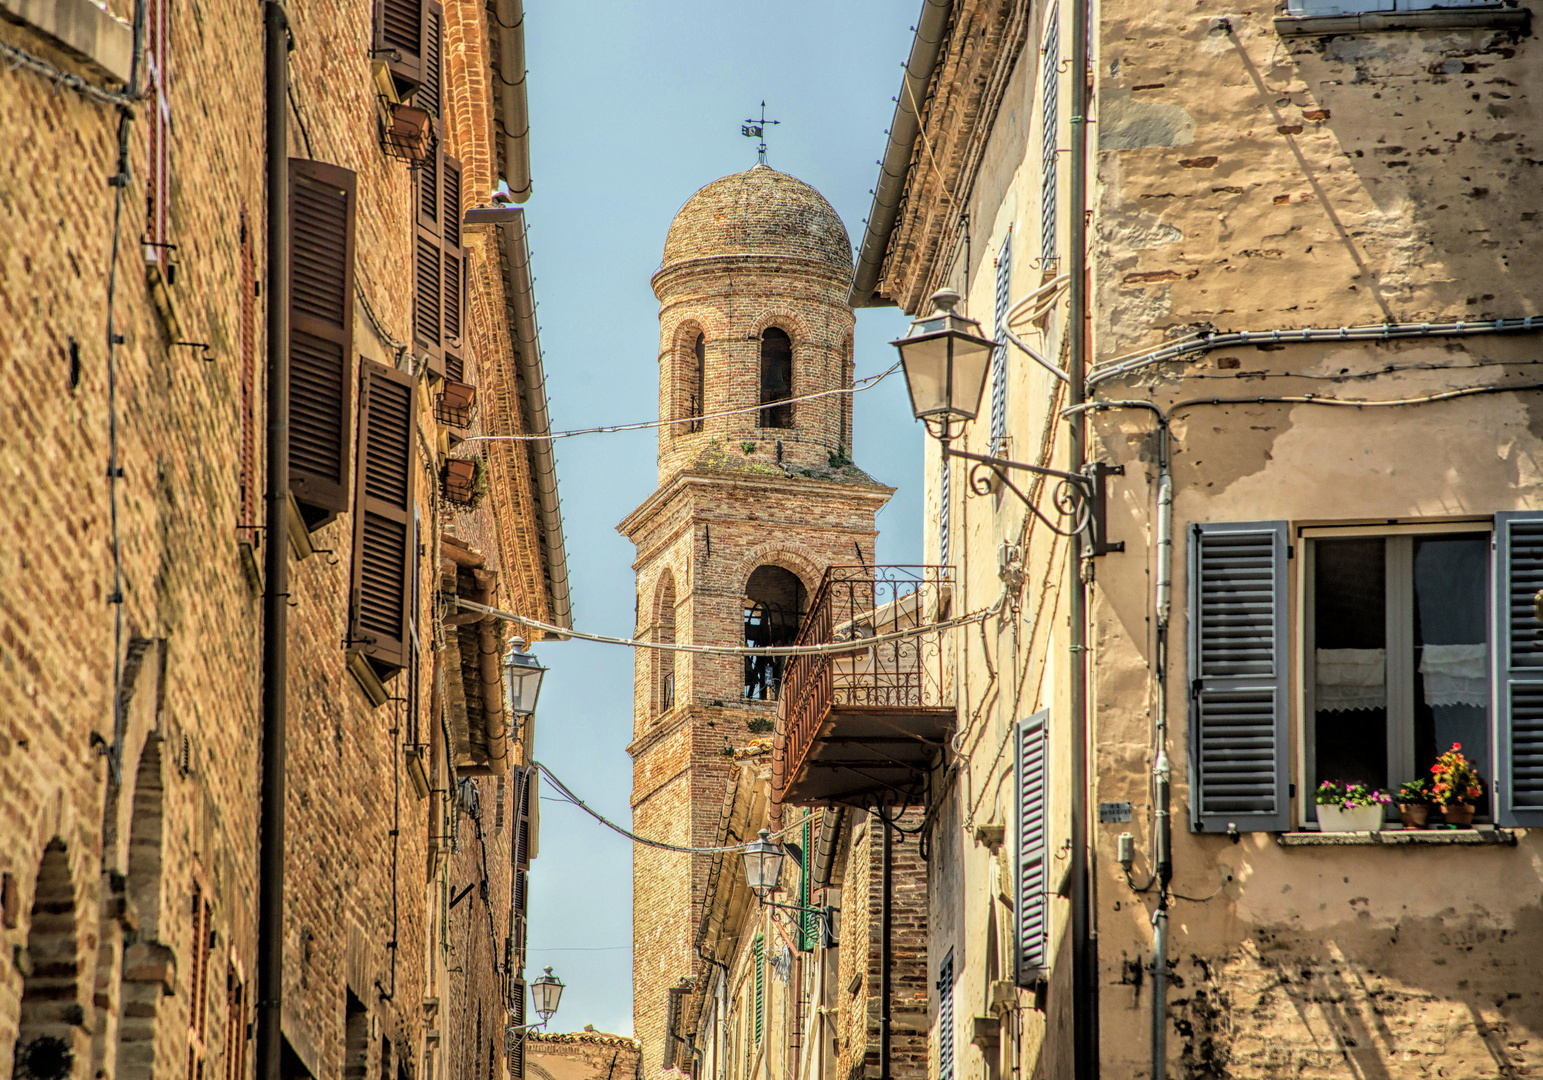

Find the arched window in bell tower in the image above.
[
  {"left": 758, "top": 327, "right": 793, "bottom": 429},
  {"left": 689, "top": 332, "right": 705, "bottom": 433},
  {"left": 744, "top": 565, "right": 806, "bottom": 700}
]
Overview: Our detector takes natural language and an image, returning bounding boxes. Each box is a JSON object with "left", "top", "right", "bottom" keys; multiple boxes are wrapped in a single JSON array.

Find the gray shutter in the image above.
[
  {"left": 939, "top": 454, "right": 950, "bottom": 567},
  {"left": 990, "top": 232, "right": 1011, "bottom": 446},
  {"left": 1494, "top": 512, "right": 1543, "bottom": 826},
  {"left": 1039, "top": 6, "right": 1059, "bottom": 269},
  {"left": 1014, "top": 710, "right": 1049, "bottom": 985},
  {"left": 1187, "top": 521, "right": 1290, "bottom": 832},
  {"left": 937, "top": 951, "right": 955, "bottom": 1080}
]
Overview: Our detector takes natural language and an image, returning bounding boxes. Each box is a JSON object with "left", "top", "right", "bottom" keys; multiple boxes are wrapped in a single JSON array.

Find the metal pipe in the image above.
[
  {"left": 256, "top": 7, "right": 289, "bottom": 1080},
  {"left": 1151, "top": 430, "right": 1173, "bottom": 1080},
  {"left": 489, "top": 0, "right": 531, "bottom": 201},
  {"left": 1087, "top": 314, "right": 1543, "bottom": 388},
  {"left": 1150, "top": 906, "right": 1168, "bottom": 1078},
  {"left": 1067, "top": 0, "right": 1098, "bottom": 1069},
  {"left": 848, "top": 0, "right": 954, "bottom": 308},
  {"left": 879, "top": 811, "right": 892, "bottom": 1080}
]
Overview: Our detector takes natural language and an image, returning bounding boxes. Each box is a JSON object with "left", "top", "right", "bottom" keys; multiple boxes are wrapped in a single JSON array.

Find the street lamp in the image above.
[
  {"left": 890, "top": 288, "right": 998, "bottom": 441},
  {"left": 531, "top": 966, "right": 565, "bottom": 1024},
  {"left": 739, "top": 830, "right": 836, "bottom": 948},
  {"left": 503, "top": 638, "right": 547, "bottom": 719}
]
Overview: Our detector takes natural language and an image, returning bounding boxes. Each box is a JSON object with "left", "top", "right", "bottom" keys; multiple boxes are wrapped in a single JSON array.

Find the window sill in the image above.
[
  {"left": 1278, "top": 827, "right": 1518, "bottom": 846},
  {"left": 1275, "top": 5, "right": 1529, "bottom": 36},
  {"left": 0, "top": 0, "right": 133, "bottom": 83}
]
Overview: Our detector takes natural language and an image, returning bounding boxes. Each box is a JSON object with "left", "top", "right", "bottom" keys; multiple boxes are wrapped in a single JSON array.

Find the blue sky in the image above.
[{"left": 519, "top": 0, "right": 923, "bottom": 1036}]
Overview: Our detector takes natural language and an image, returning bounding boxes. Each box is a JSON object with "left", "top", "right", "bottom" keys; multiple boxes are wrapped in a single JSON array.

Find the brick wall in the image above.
[{"left": 527, "top": 1030, "right": 641, "bottom": 1080}]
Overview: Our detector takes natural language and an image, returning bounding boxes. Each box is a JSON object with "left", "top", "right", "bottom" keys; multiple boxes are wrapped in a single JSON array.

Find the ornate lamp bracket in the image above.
[{"left": 945, "top": 447, "right": 1125, "bottom": 556}]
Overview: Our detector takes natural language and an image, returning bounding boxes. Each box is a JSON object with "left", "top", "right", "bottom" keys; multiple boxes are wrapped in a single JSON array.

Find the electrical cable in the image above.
[
  {"left": 0, "top": 40, "right": 138, "bottom": 107},
  {"left": 461, "top": 362, "right": 901, "bottom": 444},
  {"left": 533, "top": 761, "right": 804, "bottom": 854},
  {"left": 459, "top": 596, "right": 999, "bottom": 657}
]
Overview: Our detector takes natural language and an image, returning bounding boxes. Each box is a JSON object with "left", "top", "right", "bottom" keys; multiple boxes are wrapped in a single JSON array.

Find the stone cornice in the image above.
[{"left": 616, "top": 467, "right": 894, "bottom": 543}]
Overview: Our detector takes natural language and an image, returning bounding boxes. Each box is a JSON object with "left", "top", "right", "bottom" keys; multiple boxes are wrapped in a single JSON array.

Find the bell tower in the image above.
[{"left": 619, "top": 164, "right": 891, "bottom": 1076}]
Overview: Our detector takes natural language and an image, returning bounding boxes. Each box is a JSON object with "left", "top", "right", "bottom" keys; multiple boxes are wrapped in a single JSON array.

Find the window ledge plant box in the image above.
[{"left": 1316, "top": 804, "right": 1385, "bottom": 833}]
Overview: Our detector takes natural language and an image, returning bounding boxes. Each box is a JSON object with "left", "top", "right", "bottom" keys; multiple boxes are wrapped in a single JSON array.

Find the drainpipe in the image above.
[
  {"left": 256, "top": 6, "right": 289, "bottom": 1080},
  {"left": 879, "top": 811, "right": 892, "bottom": 1080},
  {"left": 1067, "top": 0, "right": 1098, "bottom": 1068},
  {"left": 1151, "top": 435, "right": 1173, "bottom": 1080}
]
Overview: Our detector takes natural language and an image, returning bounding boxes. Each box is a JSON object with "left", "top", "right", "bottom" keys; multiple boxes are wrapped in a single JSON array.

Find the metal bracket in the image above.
[{"left": 946, "top": 448, "right": 1122, "bottom": 552}]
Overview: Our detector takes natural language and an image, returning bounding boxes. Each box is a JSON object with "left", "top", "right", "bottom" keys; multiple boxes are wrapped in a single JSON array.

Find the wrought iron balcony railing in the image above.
[{"left": 774, "top": 566, "right": 954, "bottom": 807}]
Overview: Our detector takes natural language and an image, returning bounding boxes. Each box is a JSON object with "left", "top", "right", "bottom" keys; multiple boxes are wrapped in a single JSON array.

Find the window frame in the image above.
[{"left": 1294, "top": 519, "right": 1493, "bottom": 829}]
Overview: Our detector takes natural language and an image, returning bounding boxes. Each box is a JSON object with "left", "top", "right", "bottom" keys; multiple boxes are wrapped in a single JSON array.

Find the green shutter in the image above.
[{"left": 753, "top": 934, "right": 764, "bottom": 1045}]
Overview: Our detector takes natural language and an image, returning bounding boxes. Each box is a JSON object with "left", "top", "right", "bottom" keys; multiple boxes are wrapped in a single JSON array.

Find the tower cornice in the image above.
[{"left": 616, "top": 467, "right": 894, "bottom": 544}]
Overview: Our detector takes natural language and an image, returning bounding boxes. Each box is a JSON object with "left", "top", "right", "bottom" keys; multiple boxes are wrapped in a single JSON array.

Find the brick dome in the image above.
[{"left": 661, "top": 164, "right": 852, "bottom": 275}]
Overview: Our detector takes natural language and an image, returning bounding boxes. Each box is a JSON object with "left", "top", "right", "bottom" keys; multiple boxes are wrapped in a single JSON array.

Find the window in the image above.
[
  {"left": 224, "top": 966, "right": 247, "bottom": 1080},
  {"left": 1039, "top": 6, "right": 1060, "bottom": 271},
  {"left": 348, "top": 360, "right": 419, "bottom": 673},
  {"left": 1014, "top": 711, "right": 1049, "bottom": 984},
  {"left": 937, "top": 951, "right": 955, "bottom": 1080},
  {"left": 144, "top": 0, "right": 170, "bottom": 271},
  {"left": 758, "top": 327, "right": 793, "bottom": 429},
  {"left": 654, "top": 572, "right": 677, "bottom": 715},
  {"left": 688, "top": 332, "right": 705, "bottom": 434},
  {"left": 1187, "top": 514, "right": 1543, "bottom": 831},
  {"left": 991, "top": 232, "right": 1011, "bottom": 449},
  {"left": 744, "top": 566, "right": 806, "bottom": 700},
  {"left": 343, "top": 992, "right": 368, "bottom": 1080},
  {"left": 187, "top": 881, "right": 214, "bottom": 1080},
  {"left": 288, "top": 159, "right": 358, "bottom": 525}
]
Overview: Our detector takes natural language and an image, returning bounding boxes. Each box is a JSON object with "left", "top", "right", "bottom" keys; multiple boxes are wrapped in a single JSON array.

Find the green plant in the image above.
[
  {"left": 746, "top": 717, "right": 774, "bottom": 734},
  {"left": 1315, "top": 780, "right": 1391, "bottom": 809},
  {"left": 442, "top": 456, "right": 489, "bottom": 511},
  {"left": 1395, "top": 778, "right": 1432, "bottom": 805},
  {"left": 1430, "top": 743, "right": 1484, "bottom": 806},
  {"left": 827, "top": 443, "right": 853, "bottom": 468},
  {"left": 741, "top": 441, "right": 757, "bottom": 455}
]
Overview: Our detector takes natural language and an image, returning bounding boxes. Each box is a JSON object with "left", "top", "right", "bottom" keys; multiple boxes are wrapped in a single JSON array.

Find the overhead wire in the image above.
[{"left": 461, "top": 361, "right": 902, "bottom": 443}]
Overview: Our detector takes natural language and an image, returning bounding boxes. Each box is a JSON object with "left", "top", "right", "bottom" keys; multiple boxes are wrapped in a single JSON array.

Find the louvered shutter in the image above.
[
  {"left": 416, "top": 1, "right": 444, "bottom": 115},
  {"left": 1187, "top": 521, "right": 1290, "bottom": 832},
  {"left": 937, "top": 951, "right": 955, "bottom": 1080},
  {"left": 507, "top": 978, "right": 526, "bottom": 1078},
  {"left": 374, "top": 0, "right": 427, "bottom": 95},
  {"left": 441, "top": 153, "right": 468, "bottom": 382},
  {"left": 1040, "top": 6, "right": 1060, "bottom": 269},
  {"left": 991, "top": 233, "right": 1011, "bottom": 446},
  {"left": 414, "top": 141, "right": 446, "bottom": 378},
  {"left": 1014, "top": 710, "right": 1049, "bottom": 984},
  {"left": 239, "top": 212, "right": 258, "bottom": 533},
  {"left": 939, "top": 453, "right": 951, "bottom": 567},
  {"left": 349, "top": 360, "right": 418, "bottom": 670},
  {"left": 288, "top": 159, "right": 356, "bottom": 520},
  {"left": 1493, "top": 512, "right": 1543, "bottom": 826}
]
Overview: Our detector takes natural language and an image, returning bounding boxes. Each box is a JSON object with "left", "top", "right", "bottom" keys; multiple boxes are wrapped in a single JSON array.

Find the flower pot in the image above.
[
  {"left": 1317, "top": 804, "right": 1385, "bottom": 832},
  {"left": 1397, "top": 803, "right": 1430, "bottom": 830},
  {"left": 1440, "top": 803, "right": 1476, "bottom": 827}
]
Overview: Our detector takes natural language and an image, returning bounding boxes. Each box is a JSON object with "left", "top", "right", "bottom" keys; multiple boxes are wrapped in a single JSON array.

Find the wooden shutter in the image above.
[
  {"left": 239, "top": 211, "right": 258, "bottom": 535},
  {"left": 1014, "top": 710, "right": 1049, "bottom": 985},
  {"left": 990, "top": 231, "right": 1011, "bottom": 445},
  {"left": 288, "top": 159, "right": 356, "bottom": 520},
  {"left": 1187, "top": 521, "right": 1290, "bottom": 832},
  {"left": 349, "top": 360, "right": 418, "bottom": 670},
  {"left": 414, "top": 141, "right": 445, "bottom": 378},
  {"left": 1494, "top": 512, "right": 1543, "bottom": 826},
  {"left": 374, "top": 0, "right": 427, "bottom": 95},
  {"left": 416, "top": 1, "right": 444, "bottom": 116},
  {"left": 441, "top": 153, "right": 467, "bottom": 382},
  {"left": 937, "top": 950, "right": 955, "bottom": 1080}
]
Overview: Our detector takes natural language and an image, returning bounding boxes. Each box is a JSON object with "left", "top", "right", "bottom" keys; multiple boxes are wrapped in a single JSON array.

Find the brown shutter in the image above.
[
  {"left": 441, "top": 153, "right": 467, "bottom": 383},
  {"left": 239, "top": 210, "right": 258, "bottom": 535},
  {"left": 349, "top": 360, "right": 418, "bottom": 671},
  {"left": 288, "top": 158, "right": 356, "bottom": 521},
  {"left": 415, "top": 0, "right": 444, "bottom": 117},
  {"left": 414, "top": 141, "right": 446, "bottom": 379},
  {"left": 374, "top": 0, "right": 427, "bottom": 95}
]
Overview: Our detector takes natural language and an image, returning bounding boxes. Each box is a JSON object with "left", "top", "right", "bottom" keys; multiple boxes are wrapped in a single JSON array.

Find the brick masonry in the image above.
[{"left": 1, "top": 5, "right": 558, "bottom": 1080}]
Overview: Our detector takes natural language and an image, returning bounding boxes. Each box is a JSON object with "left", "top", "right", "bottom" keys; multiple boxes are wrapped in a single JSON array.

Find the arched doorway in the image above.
[
  {"left": 744, "top": 565, "right": 807, "bottom": 700},
  {"left": 114, "top": 739, "right": 166, "bottom": 1080}
]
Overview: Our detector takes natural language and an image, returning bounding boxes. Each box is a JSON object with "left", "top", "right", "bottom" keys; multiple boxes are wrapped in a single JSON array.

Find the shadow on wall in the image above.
[{"left": 1166, "top": 900, "right": 1543, "bottom": 1078}]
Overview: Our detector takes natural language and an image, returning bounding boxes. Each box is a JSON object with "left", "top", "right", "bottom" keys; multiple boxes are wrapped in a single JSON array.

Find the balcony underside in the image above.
[{"left": 779, "top": 705, "right": 954, "bottom": 805}]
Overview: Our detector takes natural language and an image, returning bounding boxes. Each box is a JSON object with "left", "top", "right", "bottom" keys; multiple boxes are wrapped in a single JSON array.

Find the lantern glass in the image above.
[
  {"left": 531, "top": 967, "right": 564, "bottom": 1023},
  {"left": 741, "top": 829, "right": 785, "bottom": 896},
  {"left": 890, "top": 289, "right": 998, "bottom": 427},
  {"left": 503, "top": 641, "right": 547, "bottom": 719}
]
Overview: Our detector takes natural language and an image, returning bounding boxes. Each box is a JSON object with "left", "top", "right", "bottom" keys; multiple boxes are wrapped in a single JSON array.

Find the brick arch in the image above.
[
  {"left": 113, "top": 738, "right": 166, "bottom": 1080},
  {"left": 730, "top": 545, "right": 823, "bottom": 601},
  {"left": 666, "top": 320, "right": 707, "bottom": 439},
  {"left": 11, "top": 839, "right": 84, "bottom": 1080},
  {"left": 746, "top": 309, "right": 812, "bottom": 346}
]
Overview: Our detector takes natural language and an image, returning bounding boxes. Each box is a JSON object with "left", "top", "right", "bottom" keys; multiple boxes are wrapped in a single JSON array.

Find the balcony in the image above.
[{"left": 774, "top": 566, "right": 954, "bottom": 806}]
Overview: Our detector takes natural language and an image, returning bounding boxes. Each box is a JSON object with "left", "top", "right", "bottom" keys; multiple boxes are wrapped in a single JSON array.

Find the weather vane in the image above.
[{"left": 742, "top": 101, "right": 780, "bottom": 164}]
